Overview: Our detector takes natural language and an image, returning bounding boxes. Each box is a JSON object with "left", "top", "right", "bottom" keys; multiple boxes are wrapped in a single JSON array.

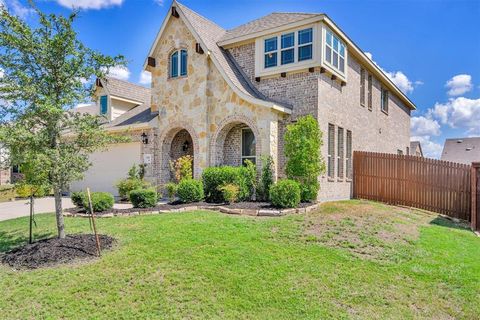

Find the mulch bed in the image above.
[
  {"left": 1, "top": 234, "right": 116, "bottom": 270},
  {"left": 227, "top": 201, "right": 312, "bottom": 210}
]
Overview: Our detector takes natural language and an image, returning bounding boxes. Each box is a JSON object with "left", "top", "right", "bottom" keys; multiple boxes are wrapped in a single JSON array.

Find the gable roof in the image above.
[
  {"left": 99, "top": 76, "right": 151, "bottom": 105},
  {"left": 102, "top": 104, "right": 158, "bottom": 130},
  {"left": 441, "top": 137, "right": 480, "bottom": 165},
  {"left": 410, "top": 141, "right": 423, "bottom": 156},
  {"left": 219, "top": 12, "right": 322, "bottom": 43},
  {"left": 145, "top": 1, "right": 292, "bottom": 114}
]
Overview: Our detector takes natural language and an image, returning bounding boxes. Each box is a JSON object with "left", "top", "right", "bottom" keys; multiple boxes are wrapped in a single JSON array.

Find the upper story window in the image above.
[
  {"left": 325, "top": 30, "right": 346, "bottom": 74},
  {"left": 170, "top": 49, "right": 187, "bottom": 78},
  {"left": 263, "top": 27, "right": 314, "bottom": 69},
  {"left": 100, "top": 95, "right": 108, "bottom": 115},
  {"left": 381, "top": 87, "right": 389, "bottom": 113}
]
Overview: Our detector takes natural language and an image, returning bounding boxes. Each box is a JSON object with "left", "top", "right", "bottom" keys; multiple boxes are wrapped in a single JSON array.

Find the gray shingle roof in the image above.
[
  {"left": 103, "top": 104, "right": 158, "bottom": 129},
  {"left": 101, "top": 77, "right": 151, "bottom": 105},
  {"left": 219, "top": 12, "right": 322, "bottom": 43},
  {"left": 440, "top": 137, "right": 480, "bottom": 165},
  {"left": 176, "top": 2, "right": 292, "bottom": 110}
]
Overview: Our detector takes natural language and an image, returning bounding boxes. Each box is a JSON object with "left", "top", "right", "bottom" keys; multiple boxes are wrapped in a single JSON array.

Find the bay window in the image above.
[{"left": 325, "top": 30, "right": 346, "bottom": 74}]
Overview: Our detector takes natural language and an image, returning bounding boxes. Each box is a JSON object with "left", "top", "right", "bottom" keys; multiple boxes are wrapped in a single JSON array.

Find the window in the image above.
[
  {"left": 170, "top": 49, "right": 187, "bottom": 78},
  {"left": 328, "top": 124, "right": 335, "bottom": 179},
  {"left": 100, "top": 95, "right": 107, "bottom": 115},
  {"left": 360, "top": 68, "right": 366, "bottom": 106},
  {"left": 263, "top": 27, "right": 313, "bottom": 69},
  {"left": 264, "top": 37, "right": 278, "bottom": 68},
  {"left": 281, "top": 32, "right": 294, "bottom": 65},
  {"left": 346, "top": 130, "right": 352, "bottom": 179},
  {"left": 367, "top": 74, "right": 373, "bottom": 111},
  {"left": 241, "top": 128, "right": 256, "bottom": 165},
  {"left": 298, "top": 28, "right": 313, "bottom": 61},
  {"left": 337, "top": 127, "right": 344, "bottom": 179},
  {"left": 325, "top": 30, "right": 346, "bottom": 73},
  {"left": 381, "top": 87, "right": 389, "bottom": 113}
]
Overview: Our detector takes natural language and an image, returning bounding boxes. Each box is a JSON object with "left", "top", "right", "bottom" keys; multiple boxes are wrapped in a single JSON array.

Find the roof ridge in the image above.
[
  {"left": 175, "top": 1, "right": 225, "bottom": 32},
  {"left": 104, "top": 76, "right": 151, "bottom": 91}
]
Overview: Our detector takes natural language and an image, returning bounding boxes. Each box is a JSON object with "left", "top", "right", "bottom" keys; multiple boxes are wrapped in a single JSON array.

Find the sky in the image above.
[{"left": 1, "top": 0, "right": 479, "bottom": 158}]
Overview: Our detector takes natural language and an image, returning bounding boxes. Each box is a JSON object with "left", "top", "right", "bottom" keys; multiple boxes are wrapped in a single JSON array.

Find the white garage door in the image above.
[{"left": 70, "top": 142, "right": 142, "bottom": 196}]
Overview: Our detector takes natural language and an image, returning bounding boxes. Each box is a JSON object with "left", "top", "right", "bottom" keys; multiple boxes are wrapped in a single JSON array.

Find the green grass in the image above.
[{"left": 0, "top": 200, "right": 479, "bottom": 319}]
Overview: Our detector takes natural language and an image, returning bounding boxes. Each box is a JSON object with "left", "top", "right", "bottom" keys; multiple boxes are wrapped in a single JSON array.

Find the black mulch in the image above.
[{"left": 1, "top": 234, "right": 116, "bottom": 270}]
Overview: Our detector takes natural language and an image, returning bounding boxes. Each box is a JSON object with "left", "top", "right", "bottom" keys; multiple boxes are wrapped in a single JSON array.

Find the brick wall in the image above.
[{"left": 223, "top": 124, "right": 242, "bottom": 166}]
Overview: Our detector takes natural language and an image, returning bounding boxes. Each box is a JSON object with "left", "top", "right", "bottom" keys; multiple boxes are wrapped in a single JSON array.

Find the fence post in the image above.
[{"left": 472, "top": 162, "right": 480, "bottom": 232}]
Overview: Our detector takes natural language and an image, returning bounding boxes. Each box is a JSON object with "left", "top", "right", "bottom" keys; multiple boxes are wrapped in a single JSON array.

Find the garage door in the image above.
[{"left": 70, "top": 142, "right": 142, "bottom": 197}]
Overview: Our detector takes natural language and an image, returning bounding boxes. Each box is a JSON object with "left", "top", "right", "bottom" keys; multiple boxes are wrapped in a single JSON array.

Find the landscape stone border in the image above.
[{"left": 63, "top": 203, "right": 322, "bottom": 218}]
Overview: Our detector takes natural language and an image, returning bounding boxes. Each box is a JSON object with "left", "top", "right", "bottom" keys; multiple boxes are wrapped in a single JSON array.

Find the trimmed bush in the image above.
[
  {"left": 116, "top": 178, "right": 150, "bottom": 200},
  {"left": 82, "top": 192, "right": 114, "bottom": 212},
  {"left": 202, "top": 166, "right": 255, "bottom": 203},
  {"left": 165, "top": 182, "right": 178, "bottom": 203},
  {"left": 218, "top": 184, "right": 239, "bottom": 204},
  {"left": 71, "top": 191, "right": 86, "bottom": 207},
  {"left": 269, "top": 179, "right": 301, "bottom": 209},
  {"left": 177, "top": 179, "right": 204, "bottom": 203},
  {"left": 129, "top": 188, "right": 158, "bottom": 208}
]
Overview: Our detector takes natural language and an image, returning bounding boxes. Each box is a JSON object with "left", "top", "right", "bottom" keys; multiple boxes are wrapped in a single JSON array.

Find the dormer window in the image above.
[
  {"left": 170, "top": 49, "right": 187, "bottom": 78},
  {"left": 325, "top": 30, "right": 346, "bottom": 74},
  {"left": 261, "top": 27, "right": 315, "bottom": 72}
]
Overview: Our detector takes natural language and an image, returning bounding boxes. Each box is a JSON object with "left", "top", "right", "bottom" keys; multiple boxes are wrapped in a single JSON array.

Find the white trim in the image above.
[
  {"left": 110, "top": 95, "right": 144, "bottom": 105},
  {"left": 320, "top": 24, "right": 347, "bottom": 82},
  {"left": 254, "top": 24, "right": 320, "bottom": 78}
]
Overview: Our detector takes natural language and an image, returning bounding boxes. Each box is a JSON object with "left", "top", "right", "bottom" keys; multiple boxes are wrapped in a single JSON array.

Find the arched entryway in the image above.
[
  {"left": 210, "top": 115, "right": 261, "bottom": 168},
  {"left": 159, "top": 124, "right": 199, "bottom": 184}
]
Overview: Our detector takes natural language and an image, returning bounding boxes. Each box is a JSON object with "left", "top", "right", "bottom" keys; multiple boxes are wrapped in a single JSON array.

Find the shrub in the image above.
[
  {"left": 129, "top": 188, "right": 158, "bottom": 208},
  {"left": 202, "top": 165, "right": 256, "bottom": 203},
  {"left": 71, "top": 191, "right": 86, "bottom": 207},
  {"left": 15, "top": 183, "right": 49, "bottom": 198},
  {"left": 165, "top": 182, "right": 178, "bottom": 203},
  {"left": 243, "top": 159, "right": 257, "bottom": 199},
  {"left": 177, "top": 179, "right": 204, "bottom": 203},
  {"left": 284, "top": 115, "right": 325, "bottom": 202},
  {"left": 258, "top": 155, "right": 274, "bottom": 201},
  {"left": 0, "top": 184, "right": 15, "bottom": 202},
  {"left": 269, "top": 179, "right": 301, "bottom": 209},
  {"left": 82, "top": 192, "right": 114, "bottom": 212},
  {"left": 128, "top": 164, "right": 145, "bottom": 180},
  {"left": 116, "top": 178, "right": 150, "bottom": 200},
  {"left": 170, "top": 155, "right": 193, "bottom": 182},
  {"left": 218, "top": 184, "right": 239, "bottom": 204}
]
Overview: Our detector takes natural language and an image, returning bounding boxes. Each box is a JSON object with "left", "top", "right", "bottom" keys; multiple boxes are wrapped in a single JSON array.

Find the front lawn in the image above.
[{"left": 0, "top": 200, "right": 479, "bottom": 319}]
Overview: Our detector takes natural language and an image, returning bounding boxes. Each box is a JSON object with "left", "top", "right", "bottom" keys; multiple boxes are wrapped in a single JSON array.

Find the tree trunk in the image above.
[
  {"left": 29, "top": 195, "right": 34, "bottom": 244},
  {"left": 54, "top": 187, "right": 65, "bottom": 239}
]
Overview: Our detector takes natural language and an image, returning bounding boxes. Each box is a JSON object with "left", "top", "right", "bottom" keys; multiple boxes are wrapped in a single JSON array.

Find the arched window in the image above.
[{"left": 170, "top": 49, "right": 187, "bottom": 78}]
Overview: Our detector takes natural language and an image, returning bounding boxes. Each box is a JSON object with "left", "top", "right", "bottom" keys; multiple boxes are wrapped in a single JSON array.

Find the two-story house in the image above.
[{"left": 72, "top": 1, "right": 416, "bottom": 200}]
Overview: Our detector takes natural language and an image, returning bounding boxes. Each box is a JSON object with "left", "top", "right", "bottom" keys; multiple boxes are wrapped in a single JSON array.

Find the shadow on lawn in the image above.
[
  {"left": 429, "top": 216, "right": 471, "bottom": 231},
  {"left": 0, "top": 231, "right": 53, "bottom": 253}
]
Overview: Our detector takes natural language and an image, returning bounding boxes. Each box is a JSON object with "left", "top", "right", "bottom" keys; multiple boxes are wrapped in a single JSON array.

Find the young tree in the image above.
[
  {"left": 0, "top": 5, "right": 126, "bottom": 238},
  {"left": 284, "top": 115, "right": 325, "bottom": 202}
]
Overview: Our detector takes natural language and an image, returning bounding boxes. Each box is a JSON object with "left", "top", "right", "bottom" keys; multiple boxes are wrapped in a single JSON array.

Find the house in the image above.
[
  {"left": 441, "top": 137, "right": 480, "bottom": 165},
  {"left": 410, "top": 141, "right": 423, "bottom": 157},
  {"left": 70, "top": 77, "right": 157, "bottom": 196},
  {"left": 73, "top": 1, "right": 415, "bottom": 200}
]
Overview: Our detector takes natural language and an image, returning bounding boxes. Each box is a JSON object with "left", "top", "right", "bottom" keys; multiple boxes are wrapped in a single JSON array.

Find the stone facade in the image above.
[{"left": 142, "top": 9, "right": 412, "bottom": 201}]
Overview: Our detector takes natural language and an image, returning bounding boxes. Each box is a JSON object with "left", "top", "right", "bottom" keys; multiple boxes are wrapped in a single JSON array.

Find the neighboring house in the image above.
[
  {"left": 410, "top": 141, "right": 423, "bottom": 157},
  {"left": 441, "top": 137, "right": 480, "bottom": 165},
  {"left": 70, "top": 77, "right": 157, "bottom": 196},
  {"left": 73, "top": 1, "right": 416, "bottom": 200}
]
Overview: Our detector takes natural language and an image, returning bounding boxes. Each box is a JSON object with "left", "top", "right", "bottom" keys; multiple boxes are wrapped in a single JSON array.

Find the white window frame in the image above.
[
  {"left": 241, "top": 128, "right": 256, "bottom": 165},
  {"left": 255, "top": 24, "right": 320, "bottom": 77},
  {"left": 381, "top": 87, "right": 389, "bottom": 114},
  {"left": 321, "top": 25, "right": 348, "bottom": 81}
]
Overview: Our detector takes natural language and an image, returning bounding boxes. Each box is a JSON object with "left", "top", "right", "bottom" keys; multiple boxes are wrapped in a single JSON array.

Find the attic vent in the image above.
[
  {"left": 457, "top": 139, "right": 463, "bottom": 143},
  {"left": 95, "top": 78, "right": 103, "bottom": 87},
  {"left": 171, "top": 7, "right": 180, "bottom": 18}
]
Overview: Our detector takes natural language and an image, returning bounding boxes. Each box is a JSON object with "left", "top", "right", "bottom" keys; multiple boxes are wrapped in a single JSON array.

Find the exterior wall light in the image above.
[{"left": 141, "top": 132, "right": 149, "bottom": 145}]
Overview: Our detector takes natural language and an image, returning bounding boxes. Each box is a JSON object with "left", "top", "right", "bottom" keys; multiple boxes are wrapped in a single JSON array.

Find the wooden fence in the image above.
[
  {"left": 353, "top": 151, "right": 472, "bottom": 221},
  {"left": 472, "top": 163, "right": 480, "bottom": 231}
]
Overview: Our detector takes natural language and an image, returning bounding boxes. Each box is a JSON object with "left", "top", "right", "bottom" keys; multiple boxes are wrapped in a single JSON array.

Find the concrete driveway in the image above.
[{"left": 0, "top": 197, "right": 74, "bottom": 221}]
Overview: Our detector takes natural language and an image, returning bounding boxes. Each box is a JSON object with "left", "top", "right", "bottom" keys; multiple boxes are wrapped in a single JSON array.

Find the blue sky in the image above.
[{"left": 2, "top": 0, "right": 479, "bottom": 158}]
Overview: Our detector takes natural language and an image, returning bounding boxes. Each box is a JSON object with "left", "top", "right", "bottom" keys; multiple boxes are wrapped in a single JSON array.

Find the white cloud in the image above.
[
  {"left": 1, "top": 0, "right": 33, "bottom": 18},
  {"left": 139, "top": 70, "right": 151, "bottom": 85},
  {"left": 411, "top": 116, "right": 441, "bottom": 137},
  {"left": 445, "top": 74, "right": 472, "bottom": 96},
  {"left": 430, "top": 97, "right": 480, "bottom": 134},
  {"left": 411, "top": 136, "right": 443, "bottom": 159},
  {"left": 0, "top": 68, "right": 4, "bottom": 78},
  {"left": 56, "top": 0, "right": 123, "bottom": 10},
  {"left": 364, "top": 52, "right": 420, "bottom": 94},
  {"left": 104, "top": 65, "right": 130, "bottom": 81},
  {"left": 154, "top": 0, "right": 163, "bottom": 5}
]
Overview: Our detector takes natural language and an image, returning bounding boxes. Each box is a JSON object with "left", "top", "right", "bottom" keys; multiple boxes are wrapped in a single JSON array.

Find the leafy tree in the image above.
[
  {"left": 0, "top": 5, "right": 126, "bottom": 238},
  {"left": 258, "top": 155, "right": 274, "bottom": 201},
  {"left": 284, "top": 115, "right": 325, "bottom": 202}
]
